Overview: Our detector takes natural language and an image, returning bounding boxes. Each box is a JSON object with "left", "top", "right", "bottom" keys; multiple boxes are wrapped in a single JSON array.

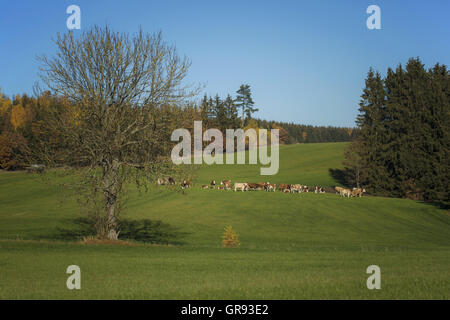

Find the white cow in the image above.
[
  {"left": 234, "top": 183, "right": 249, "bottom": 192},
  {"left": 335, "top": 186, "right": 344, "bottom": 194},
  {"left": 340, "top": 188, "right": 352, "bottom": 197},
  {"left": 157, "top": 177, "right": 169, "bottom": 185},
  {"left": 290, "top": 184, "right": 302, "bottom": 193},
  {"left": 265, "top": 183, "right": 276, "bottom": 192}
]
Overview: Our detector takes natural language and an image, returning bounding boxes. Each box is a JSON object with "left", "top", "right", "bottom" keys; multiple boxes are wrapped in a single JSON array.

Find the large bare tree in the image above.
[{"left": 38, "top": 26, "right": 195, "bottom": 239}]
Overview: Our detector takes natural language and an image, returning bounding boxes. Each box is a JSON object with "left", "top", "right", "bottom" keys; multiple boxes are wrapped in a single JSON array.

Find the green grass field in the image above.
[{"left": 0, "top": 142, "right": 449, "bottom": 299}]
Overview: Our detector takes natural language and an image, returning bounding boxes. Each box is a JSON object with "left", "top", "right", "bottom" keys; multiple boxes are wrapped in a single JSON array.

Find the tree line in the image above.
[
  {"left": 0, "top": 90, "right": 197, "bottom": 170},
  {"left": 343, "top": 57, "right": 449, "bottom": 203},
  {"left": 0, "top": 87, "right": 358, "bottom": 170},
  {"left": 255, "top": 119, "right": 359, "bottom": 144}
]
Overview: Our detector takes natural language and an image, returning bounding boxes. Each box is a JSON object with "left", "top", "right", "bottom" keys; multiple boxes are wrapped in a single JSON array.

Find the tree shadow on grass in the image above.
[
  {"left": 419, "top": 200, "right": 450, "bottom": 211},
  {"left": 328, "top": 168, "right": 352, "bottom": 187},
  {"left": 41, "top": 217, "right": 190, "bottom": 245},
  {"left": 329, "top": 168, "right": 449, "bottom": 210}
]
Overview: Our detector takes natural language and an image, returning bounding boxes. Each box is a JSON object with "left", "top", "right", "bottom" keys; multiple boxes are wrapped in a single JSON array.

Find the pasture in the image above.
[{"left": 0, "top": 142, "right": 449, "bottom": 299}]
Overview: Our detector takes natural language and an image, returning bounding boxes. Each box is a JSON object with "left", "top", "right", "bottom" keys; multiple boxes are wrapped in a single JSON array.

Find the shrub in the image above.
[
  {"left": 0, "top": 131, "right": 30, "bottom": 170},
  {"left": 222, "top": 225, "right": 240, "bottom": 248}
]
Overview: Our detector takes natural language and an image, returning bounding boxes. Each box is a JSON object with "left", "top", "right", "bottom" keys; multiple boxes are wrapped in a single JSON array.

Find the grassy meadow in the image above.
[{"left": 0, "top": 142, "right": 449, "bottom": 299}]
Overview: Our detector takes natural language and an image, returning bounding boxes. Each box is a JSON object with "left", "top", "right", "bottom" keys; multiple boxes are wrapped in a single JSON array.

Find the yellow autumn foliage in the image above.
[
  {"left": 10, "top": 104, "right": 27, "bottom": 130},
  {"left": 222, "top": 225, "right": 240, "bottom": 248},
  {"left": 0, "top": 98, "right": 10, "bottom": 115}
]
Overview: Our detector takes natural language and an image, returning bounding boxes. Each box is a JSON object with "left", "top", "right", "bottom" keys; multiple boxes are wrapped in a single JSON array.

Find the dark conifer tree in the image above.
[
  {"left": 355, "top": 68, "right": 390, "bottom": 194},
  {"left": 347, "top": 58, "right": 449, "bottom": 202},
  {"left": 235, "top": 84, "right": 258, "bottom": 127},
  {"left": 200, "top": 94, "right": 211, "bottom": 126},
  {"left": 212, "top": 94, "right": 227, "bottom": 131},
  {"left": 223, "top": 94, "right": 239, "bottom": 129},
  {"left": 427, "top": 63, "right": 450, "bottom": 201}
]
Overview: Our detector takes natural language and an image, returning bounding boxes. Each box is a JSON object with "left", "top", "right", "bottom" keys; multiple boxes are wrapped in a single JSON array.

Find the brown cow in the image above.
[
  {"left": 352, "top": 188, "right": 366, "bottom": 197},
  {"left": 248, "top": 182, "right": 265, "bottom": 191},
  {"left": 221, "top": 180, "right": 232, "bottom": 190},
  {"left": 247, "top": 183, "right": 258, "bottom": 190},
  {"left": 279, "top": 184, "right": 291, "bottom": 192}
]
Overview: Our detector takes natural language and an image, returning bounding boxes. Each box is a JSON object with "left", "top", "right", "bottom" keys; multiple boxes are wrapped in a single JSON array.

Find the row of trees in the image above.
[
  {"left": 344, "top": 58, "right": 449, "bottom": 203},
  {"left": 0, "top": 90, "right": 198, "bottom": 169},
  {"left": 197, "top": 90, "right": 289, "bottom": 145},
  {"left": 255, "top": 119, "right": 359, "bottom": 144},
  {"left": 0, "top": 89, "right": 358, "bottom": 170},
  {"left": 199, "top": 84, "right": 259, "bottom": 130},
  {"left": 198, "top": 89, "right": 358, "bottom": 144}
]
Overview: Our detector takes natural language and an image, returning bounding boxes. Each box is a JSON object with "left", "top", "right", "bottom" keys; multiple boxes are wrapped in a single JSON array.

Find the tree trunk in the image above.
[
  {"left": 356, "top": 168, "right": 360, "bottom": 189},
  {"left": 102, "top": 159, "right": 121, "bottom": 240},
  {"left": 105, "top": 198, "right": 119, "bottom": 240}
]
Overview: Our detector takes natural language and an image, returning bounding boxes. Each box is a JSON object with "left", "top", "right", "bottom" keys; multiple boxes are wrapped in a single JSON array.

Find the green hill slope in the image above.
[
  {"left": 0, "top": 142, "right": 449, "bottom": 299},
  {"left": 0, "top": 142, "right": 448, "bottom": 249},
  {"left": 196, "top": 142, "right": 346, "bottom": 186}
]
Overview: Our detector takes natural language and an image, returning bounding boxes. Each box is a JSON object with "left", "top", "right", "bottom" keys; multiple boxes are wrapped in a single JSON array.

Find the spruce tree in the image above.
[
  {"left": 200, "top": 94, "right": 211, "bottom": 127},
  {"left": 235, "top": 84, "right": 258, "bottom": 127},
  {"left": 348, "top": 58, "right": 449, "bottom": 203},
  {"left": 212, "top": 94, "right": 227, "bottom": 131},
  {"left": 223, "top": 94, "right": 239, "bottom": 129},
  {"left": 427, "top": 63, "right": 450, "bottom": 201},
  {"left": 356, "top": 69, "right": 390, "bottom": 194}
]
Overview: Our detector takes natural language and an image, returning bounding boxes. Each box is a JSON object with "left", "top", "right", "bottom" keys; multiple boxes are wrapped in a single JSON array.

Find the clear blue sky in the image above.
[{"left": 1, "top": 0, "right": 449, "bottom": 127}]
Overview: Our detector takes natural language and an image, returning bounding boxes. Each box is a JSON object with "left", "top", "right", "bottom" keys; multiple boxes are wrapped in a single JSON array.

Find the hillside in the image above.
[
  {"left": 196, "top": 142, "right": 346, "bottom": 186},
  {"left": 0, "top": 142, "right": 449, "bottom": 299}
]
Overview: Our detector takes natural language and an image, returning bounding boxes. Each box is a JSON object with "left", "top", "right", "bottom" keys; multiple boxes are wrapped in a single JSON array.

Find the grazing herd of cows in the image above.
[{"left": 157, "top": 177, "right": 367, "bottom": 197}]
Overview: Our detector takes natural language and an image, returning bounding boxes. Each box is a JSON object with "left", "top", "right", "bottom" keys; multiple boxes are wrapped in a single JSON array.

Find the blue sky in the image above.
[{"left": 1, "top": 0, "right": 449, "bottom": 127}]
